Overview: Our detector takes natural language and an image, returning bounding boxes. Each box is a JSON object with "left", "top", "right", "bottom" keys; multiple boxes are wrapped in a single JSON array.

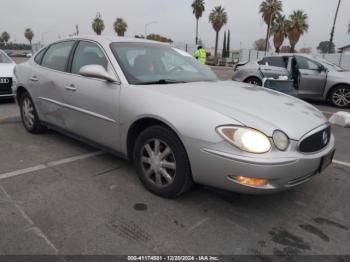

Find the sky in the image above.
[{"left": 1, "top": 0, "right": 350, "bottom": 52}]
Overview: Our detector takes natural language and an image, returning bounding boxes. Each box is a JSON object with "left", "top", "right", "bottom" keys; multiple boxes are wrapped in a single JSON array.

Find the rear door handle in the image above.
[
  {"left": 30, "top": 76, "right": 38, "bottom": 82},
  {"left": 65, "top": 84, "right": 77, "bottom": 92}
]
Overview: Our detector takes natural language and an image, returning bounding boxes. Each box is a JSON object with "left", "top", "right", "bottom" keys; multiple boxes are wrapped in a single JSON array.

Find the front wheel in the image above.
[
  {"left": 20, "top": 92, "right": 47, "bottom": 133},
  {"left": 329, "top": 86, "right": 350, "bottom": 108},
  {"left": 133, "top": 126, "right": 193, "bottom": 198}
]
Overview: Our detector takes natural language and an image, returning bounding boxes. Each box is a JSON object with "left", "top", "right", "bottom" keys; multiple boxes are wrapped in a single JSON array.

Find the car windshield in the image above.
[
  {"left": 110, "top": 42, "right": 218, "bottom": 85},
  {"left": 313, "top": 57, "right": 344, "bottom": 72},
  {"left": 0, "top": 51, "right": 13, "bottom": 63}
]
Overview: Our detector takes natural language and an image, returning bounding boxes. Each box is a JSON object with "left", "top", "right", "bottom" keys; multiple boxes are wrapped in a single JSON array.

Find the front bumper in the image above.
[
  {"left": 185, "top": 134, "right": 335, "bottom": 194},
  {"left": 0, "top": 93, "right": 15, "bottom": 100}
]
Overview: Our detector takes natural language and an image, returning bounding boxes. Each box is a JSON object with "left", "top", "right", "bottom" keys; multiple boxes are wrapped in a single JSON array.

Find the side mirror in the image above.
[
  {"left": 79, "top": 65, "right": 118, "bottom": 82},
  {"left": 318, "top": 65, "right": 326, "bottom": 72}
]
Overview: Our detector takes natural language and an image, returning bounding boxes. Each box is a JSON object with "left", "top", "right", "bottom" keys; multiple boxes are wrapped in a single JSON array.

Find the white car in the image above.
[{"left": 0, "top": 50, "right": 15, "bottom": 100}]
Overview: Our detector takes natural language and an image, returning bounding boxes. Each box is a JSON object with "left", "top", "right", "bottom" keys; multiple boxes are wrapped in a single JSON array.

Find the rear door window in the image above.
[{"left": 41, "top": 41, "right": 75, "bottom": 72}]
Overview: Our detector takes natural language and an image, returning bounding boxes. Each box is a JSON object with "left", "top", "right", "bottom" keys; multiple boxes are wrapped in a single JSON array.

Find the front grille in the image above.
[
  {"left": 299, "top": 126, "right": 331, "bottom": 153},
  {"left": 0, "top": 77, "right": 13, "bottom": 95}
]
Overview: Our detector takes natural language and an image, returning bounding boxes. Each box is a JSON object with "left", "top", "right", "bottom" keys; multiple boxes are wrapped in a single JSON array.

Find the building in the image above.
[{"left": 338, "top": 44, "right": 350, "bottom": 54}]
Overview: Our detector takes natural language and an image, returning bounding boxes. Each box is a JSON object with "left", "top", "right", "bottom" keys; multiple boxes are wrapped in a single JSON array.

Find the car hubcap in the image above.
[
  {"left": 140, "top": 139, "right": 176, "bottom": 187},
  {"left": 333, "top": 89, "right": 350, "bottom": 107},
  {"left": 22, "top": 97, "right": 35, "bottom": 128}
]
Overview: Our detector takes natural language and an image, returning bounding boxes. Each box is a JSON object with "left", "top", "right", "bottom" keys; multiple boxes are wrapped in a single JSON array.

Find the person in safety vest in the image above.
[{"left": 193, "top": 46, "right": 206, "bottom": 65}]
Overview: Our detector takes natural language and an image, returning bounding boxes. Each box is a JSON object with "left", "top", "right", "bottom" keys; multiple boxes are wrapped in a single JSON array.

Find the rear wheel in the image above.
[
  {"left": 133, "top": 126, "right": 193, "bottom": 198},
  {"left": 244, "top": 77, "right": 262, "bottom": 86},
  {"left": 19, "top": 92, "right": 47, "bottom": 133},
  {"left": 329, "top": 86, "right": 350, "bottom": 108}
]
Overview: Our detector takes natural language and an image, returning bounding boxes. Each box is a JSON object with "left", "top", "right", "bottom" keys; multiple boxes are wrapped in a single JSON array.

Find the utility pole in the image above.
[
  {"left": 329, "top": 0, "right": 342, "bottom": 53},
  {"left": 76, "top": 25, "right": 79, "bottom": 36}
]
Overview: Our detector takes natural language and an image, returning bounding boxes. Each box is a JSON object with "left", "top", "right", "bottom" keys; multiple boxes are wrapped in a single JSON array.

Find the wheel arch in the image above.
[
  {"left": 126, "top": 116, "right": 186, "bottom": 162},
  {"left": 16, "top": 86, "right": 30, "bottom": 103},
  {"left": 243, "top": 75, "right": 263, "bottom": 85}
]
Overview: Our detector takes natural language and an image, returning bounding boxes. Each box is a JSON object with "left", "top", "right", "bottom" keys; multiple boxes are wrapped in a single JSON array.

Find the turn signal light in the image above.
[{"left": 235, "top": 176, "right": 268, "bottom": 187}]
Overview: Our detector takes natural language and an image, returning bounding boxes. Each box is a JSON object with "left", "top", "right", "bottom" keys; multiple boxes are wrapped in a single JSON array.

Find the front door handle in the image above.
[
  {"left": 30, "top": 76, "right": 38, "bottom": 82},
  {"left": 65, "top": 84, "right": 77, "bottom": 92}
]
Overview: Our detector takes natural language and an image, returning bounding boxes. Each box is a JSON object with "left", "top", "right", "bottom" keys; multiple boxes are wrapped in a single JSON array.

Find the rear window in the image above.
[
  {"left": 258, "top": 57, "right": 287, "bottom": 68},
  {"left": 41, "top": 41, "right": 75, "bottom": 72}
]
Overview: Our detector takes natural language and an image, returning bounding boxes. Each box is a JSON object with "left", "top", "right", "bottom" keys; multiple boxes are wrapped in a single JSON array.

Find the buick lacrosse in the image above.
[{"left": 13, "top": 36, "right": 335, "bottom": 198}]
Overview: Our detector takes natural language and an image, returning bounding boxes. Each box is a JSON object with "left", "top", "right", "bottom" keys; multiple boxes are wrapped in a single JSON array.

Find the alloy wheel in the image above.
[
  {"left": 22, "top": 97, "right": 35, "bottom": 129},
  {"left": 140, "top": 138, "right": 176, "bottom": 188},
  {"left": 332, "top": 88, "right": 350, "bottom": 107}
]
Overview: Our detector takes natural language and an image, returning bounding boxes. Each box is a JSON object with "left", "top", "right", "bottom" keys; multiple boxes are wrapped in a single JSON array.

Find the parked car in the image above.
[
  {"left": 0, "top": 49, "right": 16, "bottom": 100},
  {"left": 13, "top": 36, "right": 335, "bottom": 198},
  {"left": 232, "top": 54, "right": 350, "bottom": 108}
]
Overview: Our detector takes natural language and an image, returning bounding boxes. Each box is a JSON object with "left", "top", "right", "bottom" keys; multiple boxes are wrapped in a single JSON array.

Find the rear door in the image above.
[
  {"left": 295, "top": 56, "right": 327, "bottom": 98},
  {"left": 258, "top": 56, "right": 289, "bottom": 78},
  {"left": 29, "top": 40, "right": 76, "bottom": 127},
  {"left": 60, "top": 40, "right": 121, "bottom": 149}
]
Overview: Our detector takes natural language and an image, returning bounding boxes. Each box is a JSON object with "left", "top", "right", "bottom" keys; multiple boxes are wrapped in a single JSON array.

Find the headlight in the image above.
[
  {"left": 217, "top": 126, "right": 272, "bottom": 154},
  {"left": 272, "top": 130, "right": 290, "bottom": 151}
]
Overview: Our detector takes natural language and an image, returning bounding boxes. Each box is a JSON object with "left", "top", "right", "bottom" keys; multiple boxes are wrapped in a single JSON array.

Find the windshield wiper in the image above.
[{"left": 136, "top": 79, "right": 187, "bottom": 85}]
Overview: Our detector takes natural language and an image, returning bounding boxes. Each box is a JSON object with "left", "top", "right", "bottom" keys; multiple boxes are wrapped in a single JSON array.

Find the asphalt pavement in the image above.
[{"left": 0, "top": 67, "right": 349, "bottom": 256}]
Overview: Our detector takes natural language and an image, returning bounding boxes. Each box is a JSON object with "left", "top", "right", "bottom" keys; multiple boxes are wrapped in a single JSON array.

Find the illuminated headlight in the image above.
[
  {"left": 272, "top": 130, "right": 290, "bottom": 151},
  {"left": 217, "top": 126, "right": 271, "bottom": 154}
]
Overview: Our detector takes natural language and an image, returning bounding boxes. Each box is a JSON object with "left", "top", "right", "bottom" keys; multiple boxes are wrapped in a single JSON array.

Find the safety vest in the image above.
[{"left": 194, "top": 48, "right": 207, "bottom": 65}]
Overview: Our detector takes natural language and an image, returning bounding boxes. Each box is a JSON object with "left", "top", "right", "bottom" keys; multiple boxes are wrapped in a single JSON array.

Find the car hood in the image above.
[
  {"left": 148, "top": 81, "right": 327, "bottom": 140},
  {"left": 0, "top": 63, "right": 15, "bottom": 77},
  {"left": 327, "top": 70, "right": 350, "bottom": 80}
]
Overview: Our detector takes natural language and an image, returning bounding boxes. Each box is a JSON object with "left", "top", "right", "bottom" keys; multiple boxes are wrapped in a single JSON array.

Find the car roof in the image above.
[
  {"left": 264, "top": 53, "right": 312, "bottom": 59},
  {"left": 61, "top": 35, "right": 169, "bottom": 46}
]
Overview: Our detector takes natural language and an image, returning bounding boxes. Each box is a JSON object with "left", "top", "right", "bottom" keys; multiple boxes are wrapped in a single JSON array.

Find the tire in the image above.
[
  {"left": 19, "top": 92, "right": 47, "bottom": 133},
  {"left": 133, "top": 125, "right": 193, "bottom": 198},
  {"left": 244, "top": 77, "right": 262, "bottom": 86},
  {"left": 329, "top": 86, "right": 350, "bottom": 108}
]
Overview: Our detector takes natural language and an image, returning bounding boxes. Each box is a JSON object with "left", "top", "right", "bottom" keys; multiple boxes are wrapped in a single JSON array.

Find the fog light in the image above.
[{"left": 235, "top": 176, "right": 268, "bottom": 187}]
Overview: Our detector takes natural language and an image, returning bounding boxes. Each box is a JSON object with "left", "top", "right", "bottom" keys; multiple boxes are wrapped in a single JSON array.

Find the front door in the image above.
[
  {"left": 60, "top": 40, "right": 121, "bottom": 150},
  {"left": 295, "top": 56, "right": 327, "bottom": 98}
]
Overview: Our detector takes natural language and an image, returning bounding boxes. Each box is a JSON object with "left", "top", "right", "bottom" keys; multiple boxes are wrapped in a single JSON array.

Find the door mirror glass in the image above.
[{"left": 79, "top": 65, "right": 118, "bottom": 82}]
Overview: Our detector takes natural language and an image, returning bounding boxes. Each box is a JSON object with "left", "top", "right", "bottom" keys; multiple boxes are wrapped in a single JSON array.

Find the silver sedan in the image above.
[
  {"left": 13, "top": 36, "right": 335, "bottom": 198},
  {"left": 232, "top": 54, "right": 350, "bottom": 108}
]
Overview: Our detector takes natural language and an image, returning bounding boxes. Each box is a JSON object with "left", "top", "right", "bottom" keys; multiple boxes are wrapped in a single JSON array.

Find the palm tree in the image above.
[
  {"left": 92, "top": 12, "right": 105, "bottom": 35},
  {"left": 24, "top": 28, "right": 34, "bottom": 52},
  {"left": 329, "top": 0, "right": 342, "bottom": 53},
  {"left": 271, "top": 14, "right": 287, "bottom": 53},
  {"left": 191, "top": 0, "right": 205, "bottom": 45},
  {"left": 259, "top": 0, "right": 283, "bottom": 53},
  {"left": 1, "top": 32, "right": 10, "bottom": 45},
  {"left": 286, "top": 10, "right": 309, "bottom": 53},
  {"left": 209, "top": 6, "right": 228, "bottom": 58},
  {"left": 114, "top": 18, "right": 128, "bottom": 36}
]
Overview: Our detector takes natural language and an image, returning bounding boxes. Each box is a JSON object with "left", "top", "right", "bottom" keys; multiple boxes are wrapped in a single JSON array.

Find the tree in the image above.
[
  {"left": 191, "top": 0, "right": 205, "bottom": 45},
  {"left": 114, "top": 18, "right": 128, "bottom": 36},
  {"left": 317, "top": 41, "right": 335, "bottom": 54},
  {"left": 254, "top": 38, "right": 270, "bottom": 51},
  {"left": 222, "top": 31, "right": 227, "bottom": 58},
  {"left": 24, "top": 28, "right": 34, "bottom": 52},
  {"left": 299, "top": 47, "right": 312, "bottom": 54},
  {"left": 280, "top": 45, "right": 291, "bottom": 53},
  {"left": 146, "top": 34, "right": 173, "bottom": 43},
  {"left": 286, "top": 10, "right": 309, "bottom": 53},
  {"left": 92, "top": 12, "right": 105, "bottom": 35},
  {"left": 209, "top": 6, "right": 228, "bottom": 58},
  {"left": 329, "top": 0, "right": 342, "bottom": 53},
  {"left": 259, "top": 0, "right": 283, "bottom": 53},
  {"left": 1, "top": 32, "right": 10, "bottom": 45},
  {"left": 226, "top": 29, "right": 231, "bottom": 58},
  {"left": 348, "top": 20, "right": 350, "bottom": 34},
  {"left": 271, "top": 14, "right": 287, "bottom": 53}
]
